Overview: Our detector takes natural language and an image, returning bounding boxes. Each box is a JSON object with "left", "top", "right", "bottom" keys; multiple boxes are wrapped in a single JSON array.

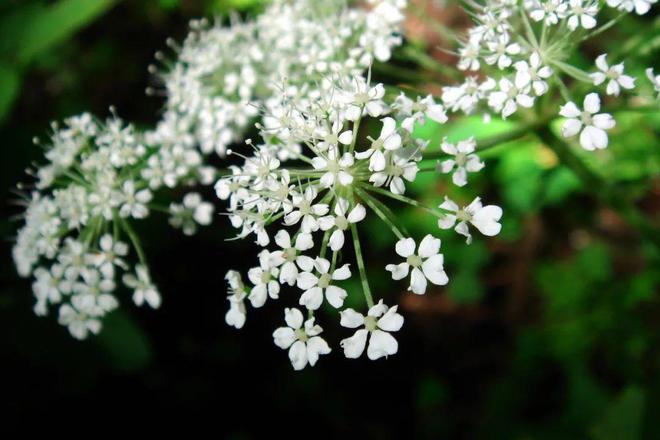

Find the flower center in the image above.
[
  {"left": 283, "top": 248, "right": 297, "bottom": 261},
  {"left": 455, "top": 152, "right": 468, "bottom": 167},
  {"left": 260, "top": 271, "right": 271, "bottom": 284},
  {"left": 354, "top": 92, "right": 370, "bottom": 105},
  {"left": 299, "top": 200, "right": 311, "bottom": 215},
  {"left": 456, "top": 209, "right": 472, "bottom": 222},
  {"left": 318, "top": 273, "right": 332, "bottom": 288},
  {"left": 407, "top": 254, "right": 422, "bottom": 267},
  {"left": 295, "top": 328, "right": 308, "bottom": 342},
  {"left": 327, "top": 159, "right": 340, "bottom": 173},
  {"left": 580, "top": 111, "right": 593, "bottom": 125},
  {"left": 364, "top": 316, "right": 378, "bottom": 331},
  {"left": 335, "top": 215, "right": 348, "bottom": 230}
]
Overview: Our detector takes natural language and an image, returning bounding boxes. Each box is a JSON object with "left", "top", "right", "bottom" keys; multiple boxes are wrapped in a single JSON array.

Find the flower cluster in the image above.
[
  {"left": 219, "top": 71, "right": 503, "bottom": 369},
  {"left": 443, "top": 0, "right": 657, "bottom": 150},
  {"left": 153, "top": 0, "right": 407, "bottom": 158},
  {"left": 12, "top": 113, "right": 216, "bottom": 339}
]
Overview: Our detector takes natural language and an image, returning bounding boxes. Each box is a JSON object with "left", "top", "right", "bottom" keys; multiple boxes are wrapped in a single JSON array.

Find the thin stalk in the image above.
[
  {"left": 354, "top": 186, "right": 405, "bottom": 239},
  {"left": 350, "top": 223, "right": 374, "bottom": 308},
  {"left": 119, "top": 215, "right": 148, "bottom": 265}
]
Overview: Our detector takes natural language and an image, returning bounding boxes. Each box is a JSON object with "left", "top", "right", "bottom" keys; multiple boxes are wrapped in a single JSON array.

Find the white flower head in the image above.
[
  {"left": 355, "top": 117, "right": 402, "bottom": 172},
  {"left": 297, "top": 257, "right": 351, "bottom": 310},
  {"left": 225, "top": 270, "right": 248, "bottom": 329},
  {"left": 514, "top": 52, "right": 554, "bottom": 96},
  {"left": 123, "top": 264, "right": 161, "bottom": 309},
  {"left": 438, "top": 197, "right": 503, "bottom": 244},
  {"left": 606, "top": 0, "right": 656, "bottom": 14},
  {"left": 386, "top": 234, "right": 448, "bottom": 295},
  {"left": 566, "top": 0, "right": 599, "bottom": 31},
  {"left": 269, "top": 230, "right": 314, "bottom": 286},
  {"left": 488, "top": 77, "right": 535, "bottom": 119},
  {"left": 590, "top": 54, "right": 635, "bottom": 97},
  {"left": 559, "top": 93, "right": 615, "bottom": 151},
  {"left": 438, "top": 137, "right": 484, "bottom": 187},
  {"left": 273, "top": 308, "right": 331, "bottom": 370},
  {"left": 340, "top": 300, "right": 404, "bottom": 360},
  {"left": 318, "top": 198, "right": 366, "bottom": 251},
  {"left": 247, "top": 249, "right": 281, "bottom": 308}
]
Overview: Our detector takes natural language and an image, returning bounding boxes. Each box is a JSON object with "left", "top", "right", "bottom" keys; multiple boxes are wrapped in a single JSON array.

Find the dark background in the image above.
[{"left": 1, "top": 1, "right": 659, "bottom": 438}]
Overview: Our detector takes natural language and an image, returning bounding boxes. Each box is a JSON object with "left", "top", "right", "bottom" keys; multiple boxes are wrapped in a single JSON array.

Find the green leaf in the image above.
[
  {"left": 590, "top": 387, "right": 645, "bottom": 440},
  {"left": 18, "top": 0, "right": 118, "bottom": 66},
  {"left": 0, "top": 64, "right": 20, "bottom": 122},
  {"left": 95, "top": 310, "right": 152, "bottom": 372}
]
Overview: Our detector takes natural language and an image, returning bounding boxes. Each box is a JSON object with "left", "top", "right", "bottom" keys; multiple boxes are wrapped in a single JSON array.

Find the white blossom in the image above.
[
  {"left": 247, "top": 249, "right": 281, "bottom": 308},
  {"left": 566, "top": 0, "right": 598, "bottom": 30},
  {"left": 273, "top": 308, "right": 331, "bottom": 370},
  {"left": 514, "top": 52, "right": 554, "bottom": 96},
  {"left": 386, "top": 235, "right": 448, "bottom": 294},
  {"left": 123, "top": 264, "right": 161, "bottom": 309},
  {"left": 297, "top": 258, "right": 351, "bottom": 310},
  {"left": 590, "top": 54, "right": 636, "bottom": 97},
  {"left": 559, "top": 93, "right": 615, "bottom": 150},
  {"left": 438, "top": 197, "right": 503, "bottom": 244},
  {"left": 438, "top": 137, "right": 484, "bottom": 187},
  {"left": 606, "top": 0, "right": 656, "bottom": 14},
  {"left": 340, "top": 300, "right": 404, "bottom": 360},
  {"left": 318, "top": 199, "right": 366, "bottom": 252}
]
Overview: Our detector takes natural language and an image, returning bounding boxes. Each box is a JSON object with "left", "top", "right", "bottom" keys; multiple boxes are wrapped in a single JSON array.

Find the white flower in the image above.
[
  {"left": 646, "top": 68, "right": 660, "bottom": 97},
  {"left": 318, "top": 198, "right": 366, "bottom": 251},
  {"left": 340, "top": 300, "right": 404, "bottom": 360},
  {"left": 316, "top": 119, "right": 353, "bottom": 152},
  {"left": 559, "top": 93, "right": 615, "bottom": 151},
  {"left": 438, "top": 196, "right": 503, "bottom": 244},
  {"left": 484, "top": 33, "right": 522, "bottom": 70},
  {"left": 269, "top": 230, "right": 315, "bottom": 286},
  {"left": 169, "top": 193, "right": 215, "bottom": 235},
  {"left": 438, "top": 137, "right": 484, "bottom": 187},
  {"left": 273, "top": 308, "right": 331, "bottom": 370},
  {"left": 369, "top": 154, "right": 419, "bottom": 195},
  {"left": 606, "top": 0, "right": 656, "bottom": 14},
  {"left": 528, "top": 0, "right": 568, "bottom": 25},
  {"left": 566, "top": 0, "right": 598, "bottom": 31},
  {"left": 488, "top": 77, "right": 535, "bottom": 118},
  {"left": 343, "top": 81, "right": 386, "bottom": 121},
  {"left": 123, "top": 264, "right": 161, "bottom": 309},
  {"left": 89, "top": 234, "right": 128, "bottom": 279},
  {"left": 458, "top": 40, "right": 481, "bottom": 71},
  {"left": 442, "top": 77, "right": 496, "bottom": 115},
  {"left": 247, "top": 249, "right": 281, "bottom": 308},
  {"left": 284, "top": 186, "right": 330, "bottom": 233},
  {"left": 297, "top": 257, "right": 351, "bottom": 310},
  {"left": 355, "top": 117, "right": 402, "bottom": 172},
  {"left": 119, "top": 180, "right": 152, "bottom": 219},
  {"left": 514, "top": 52, "right": 554, "bottom": 96},
  {"left": 590, "top": 54, "right": 636, "bottom": 97},
  {"left": 311, "top": 149, "right": 355, "bottom": 188},
  {"left": 224, "top": 270, "right": 248, "bottom": 329},
  {"left": 58, "top": 304, "right": 102, "bottom": 340},
  {"left": 386, "top": 234, "right": 448, "bottom": 294},
  {"left": 393, "top": 95, "right": 448, "bottom": 133}
]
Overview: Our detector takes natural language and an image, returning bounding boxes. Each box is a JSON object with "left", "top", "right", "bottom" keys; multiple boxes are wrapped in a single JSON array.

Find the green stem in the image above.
[
  {"left": 118, "top": 215, "right": 148, "bottom": 265},
  {"left": 350, "top": 223, "right": 374, "bottom": 308},
  {"left": 354, "top": 186, "right": 406, "bottom": 239}
]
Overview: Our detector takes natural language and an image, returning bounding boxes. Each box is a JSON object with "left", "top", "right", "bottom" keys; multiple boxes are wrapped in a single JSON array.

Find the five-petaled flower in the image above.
[
  {"left": 340, "top": 300, "right": 404, "bottom": 360},
  {"left": 559, "top": 93, "right": 615, "bottom": 151},
  {"left": 386, "top": 234, "right": 448, "bottom": 295},
  {"left": 273, "top": 308, "right": 331, "bottom": 370}
]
